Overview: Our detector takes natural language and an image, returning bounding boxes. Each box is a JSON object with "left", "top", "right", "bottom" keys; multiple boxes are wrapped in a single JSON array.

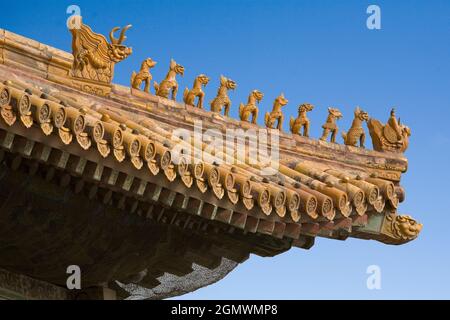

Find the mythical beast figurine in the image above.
[
  {"left": 290, "top": 103, "right": 314, "bottom": 137},
  {"left": 131, "top": 58, "right": 157, "bottom": 93},
  {"left": 210, "top": 75, "right": 237, "bottom": 117},
  {"left": 379, "top": 214, "right": 423, "bottom": 244},
  {"left": 320, "top": 107, "right": 343, "bottom": 143},
  {"left": 183, "top": 74, "right": 210, "bottom": 108},
  {"left": 69, "top": 16, "right": 132, "bottom": 84},
  {"left": 342, "top": 107, "right": 369, "bottom": 148},
  {"left": 239, "top": 90, "right": 264, "bottom": 124},
  {"left": 367, "top": 108, "right": 411, "bottom": 153},
  {"left": 265, "top": 93, "right": 289, "bottom": 130},
  {"left": 154, "top": 59, "right": 185, "bottom": 100}
]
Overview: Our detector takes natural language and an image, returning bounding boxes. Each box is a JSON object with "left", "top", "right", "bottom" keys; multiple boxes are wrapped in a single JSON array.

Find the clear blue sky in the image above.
[{"left": 2, "top": 0, "right": 449, "bottom": 299}]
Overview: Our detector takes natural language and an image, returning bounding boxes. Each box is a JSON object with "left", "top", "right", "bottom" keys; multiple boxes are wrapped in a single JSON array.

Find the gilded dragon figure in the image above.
[
  {"left": 210, "top": 75, "right": 237, "bottom": 116},
  {"left": 69, "top": 16, "right": 132, "bottom": 84},
  {"left": 342, "top": 107, "right": 369, "bottom": 148},
  {"left": 290, "top": 103, "right": 314, "bottom": 137},
  {"left": 239, "top": 90, "right": 264, "bottom": 124},
  {"left": 131, "top": 58, "right": 157, "bottom": 93},
  {"left": 265, "top": 93, "right": 289, "bottom": 130},
  {"left": 183, "top": 74, "right": 210, "bottom": 108},
  {"left": 368, "top": 108, "right": 411, "bottom": 153},
  {"left": 154, "top": 59, "right": 185, "bottom": 100},
  {"left": 320, "top": 107, "right": 343, "bottom": 143}
]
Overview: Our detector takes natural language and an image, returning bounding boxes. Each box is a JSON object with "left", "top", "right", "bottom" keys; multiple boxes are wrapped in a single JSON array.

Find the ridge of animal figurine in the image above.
[
  {"left": 320, "top": 107, "right": 343, "bottom": 143},
  {"left": 342, "top": 107, "right": 369, "bottom": 148},
  {"left": 239, "top": 90, "right": 264, "bottom": 124},
  {"left": 265, "top": 93, "right": 289, "bottom": 130},
  {"left": 69, "top": 16, "right": 133, "bottom": 84},
  {"left": 131, "top": 58, "right": 157, "bottom": 93},
  {"left": 290, "top": 103, "right": 314, "bottom": 137},
  {"left": 210, "top": 75, "right": 237, "bottom": 117},
  {"left": 183, "top": 74, "right": 210, "bottom": 109},
  {"left": 154, "top": 59, "right": 185, "bottom": 100}
]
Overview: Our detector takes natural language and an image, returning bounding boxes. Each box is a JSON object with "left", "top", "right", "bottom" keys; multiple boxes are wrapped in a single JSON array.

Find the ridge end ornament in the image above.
[
  {"left": 379, "top": 214, "right": 422, "bottom": 245},
  {"left": 69, "top": 15, "right": 133, "bottom": 85}
]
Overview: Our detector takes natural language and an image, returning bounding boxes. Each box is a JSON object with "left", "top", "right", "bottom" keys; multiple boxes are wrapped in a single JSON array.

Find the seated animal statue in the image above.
[
  {"left": 342, "top": 107, "right": 369, "bottom": 148},
  {"left": 131, "top": 58, "right": 157, "bottom": 93},
  {"left": 239, "top": 90, "right": 264, "bottom": 124},
  {"left": 264, "top": 93, "right": 289, "bottom": 130},
  {"left": 290, "top": 103, "right": 314, "bottom": 137},
  {"left": 367, "top": 108, "right": 411, "bottom": 153},
  {"left": 154, "top": 59, "right": 185, "bottom": 100},
  {"left": 320, "top": 107, "right": 343, "bottom": 143},
  {"left": 210, "top": 75, "right": 237, "bottom": 117},
  {"left": 183, "top": 74, "right": 210, "bottom": 109}
]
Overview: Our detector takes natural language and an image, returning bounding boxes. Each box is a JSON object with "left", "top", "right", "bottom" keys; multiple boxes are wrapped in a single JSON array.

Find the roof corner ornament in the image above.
[
  {"left": 265, "top": 93, "right": 288, "bottom": 130},
  {"left": 367, "top": 108, "right": 411, "bottom": 153},
  {"left": 131, "top": 58, "right": 157, "bottom": 93},
  {"left": 183, "top": 74, "right": 210, "bottom": 109},
  {"left": 342, "top": 106, "right": 369, "bottom": 148},
  {"left": 154, "top": 59, "right": 185, "bottom": 100},
  {"left": 290, "top": 103, "right": 314, "bottom": 137},
  {"left": 320, "top": 107, "right": 343, "bottom": 143},
  {"left": 239, "top": 90, "right": 264, "bottom": 124},
  {"left": 379, "top": 214, "right": 422, "bottom": 245},
  {"left": 69, "top": 15, "right": 133, "bottom": 84}
]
